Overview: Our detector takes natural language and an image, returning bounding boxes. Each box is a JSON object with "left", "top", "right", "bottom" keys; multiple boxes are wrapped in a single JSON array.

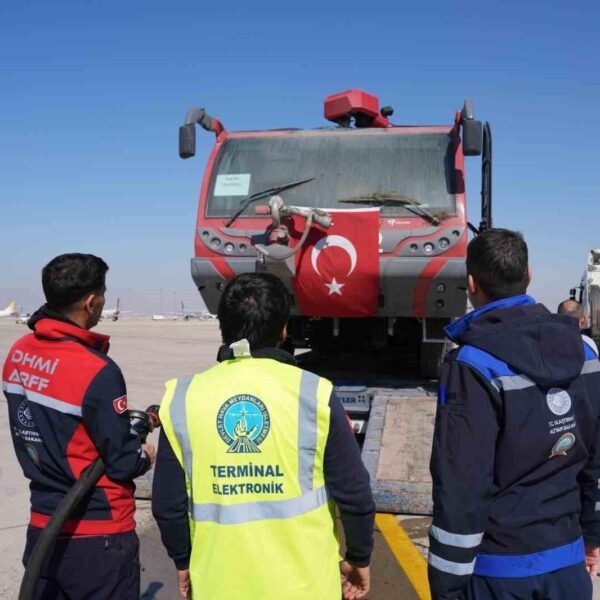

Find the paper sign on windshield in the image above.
[{"left": 214, "top": 174, "right": 251, "bottom": 196}]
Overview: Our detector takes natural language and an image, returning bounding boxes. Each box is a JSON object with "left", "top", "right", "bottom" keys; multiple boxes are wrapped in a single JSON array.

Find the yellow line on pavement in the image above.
[{"left": 376, "top": 513, "right": 431, "bottom": 600}]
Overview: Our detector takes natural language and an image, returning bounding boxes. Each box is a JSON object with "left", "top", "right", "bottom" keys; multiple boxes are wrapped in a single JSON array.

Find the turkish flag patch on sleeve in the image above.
[
  {"left": 113, "top": 395, "right": 128, "bottom": 414},
  {"left": 290, "top": 208, "right": 380, "bottom": 317}
]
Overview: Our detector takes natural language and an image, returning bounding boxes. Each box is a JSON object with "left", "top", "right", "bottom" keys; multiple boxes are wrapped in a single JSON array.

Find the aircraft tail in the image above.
[{"left": 4, "top": 300, "right": 17, "bottom": 314}]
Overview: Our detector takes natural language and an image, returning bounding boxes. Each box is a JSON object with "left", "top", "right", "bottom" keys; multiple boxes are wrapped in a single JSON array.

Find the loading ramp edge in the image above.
[{"left": 362, "top": 393, "right": 437, "bottom": 515}]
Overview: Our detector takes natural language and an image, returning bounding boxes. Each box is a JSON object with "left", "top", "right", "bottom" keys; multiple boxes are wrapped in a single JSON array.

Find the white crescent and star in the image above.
[
  {"left": 325, "top": 278, "right": 345, "bottom": 295},
  {"left": 310, "top": 235, "right": 357, "bottom": 296}
]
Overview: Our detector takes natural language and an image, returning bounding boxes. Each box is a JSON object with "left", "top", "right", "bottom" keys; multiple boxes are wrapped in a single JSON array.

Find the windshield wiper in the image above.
[
  {"left": 225, "top": 177, "right": 315, "bottom": 227},
  {"left": 339, "top": 192, "right": 441, "bottom": 226}
]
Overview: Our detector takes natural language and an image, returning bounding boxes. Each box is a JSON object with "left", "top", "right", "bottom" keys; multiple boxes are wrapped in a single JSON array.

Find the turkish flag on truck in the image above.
[{"left": 289, "top": 208, "right": 380, "bottom": 317}]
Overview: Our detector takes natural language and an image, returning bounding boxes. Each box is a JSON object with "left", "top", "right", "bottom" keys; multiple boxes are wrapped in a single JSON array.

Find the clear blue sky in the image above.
[{"left": 1, "top": 0, "right": 598, "bottom": 314}]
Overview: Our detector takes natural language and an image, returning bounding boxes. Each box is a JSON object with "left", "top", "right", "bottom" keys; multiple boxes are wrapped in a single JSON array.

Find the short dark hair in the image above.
[
  {"left": 218, "top": 273, "right": 291, "bottom": 350},
  {"left": 466, "top": 229, "right": 529, "bottom": 300},
  {"left": 557, "top": 299, "right": 583, "bottom": 319},
  {"left": 42, "top": 253, "right": 108, "bottom": 310}
]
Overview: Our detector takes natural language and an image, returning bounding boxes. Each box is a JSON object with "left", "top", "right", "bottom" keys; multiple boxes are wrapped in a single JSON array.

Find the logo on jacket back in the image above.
[
  {"left": 216, "top": 395, "right": 270, "bottom": 453},
  {"left": 17, "top": 400, "right": 36, "bottom": 428},
  {"left": 546, "top": 388, "right": 571, "bottom": 416}
]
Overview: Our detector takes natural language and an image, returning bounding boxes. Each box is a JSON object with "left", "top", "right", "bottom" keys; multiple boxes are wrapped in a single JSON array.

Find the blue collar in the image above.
[{"left": 445, "top": 294, "right": 537, "bottom": 342}]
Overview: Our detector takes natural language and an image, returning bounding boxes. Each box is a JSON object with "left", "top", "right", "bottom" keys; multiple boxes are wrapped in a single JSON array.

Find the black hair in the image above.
[
  {"left": 466, "top": 229, "right": 529, "bottom": 301},
  {"left": 218, "top": 273, "right": 291, "bottom": 351},
  {"left": 42, "top": 253, "right": 108, "bottom": 310}
]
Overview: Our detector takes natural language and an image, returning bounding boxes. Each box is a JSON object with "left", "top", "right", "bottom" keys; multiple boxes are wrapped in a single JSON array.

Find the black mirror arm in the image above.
[
  {"left": 479, "top": 122, "right": 493, "bottom": 231},
  {"left": 467, "top": 222, "right": 480, "bottom": 236},
  {"left": 185, "top": 107, "right": 225, "bottom": 137}
]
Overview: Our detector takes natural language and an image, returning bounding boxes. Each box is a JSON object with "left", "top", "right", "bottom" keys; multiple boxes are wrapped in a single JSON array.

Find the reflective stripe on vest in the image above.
[
  {"left": 191, "top": 485, "right": 328, "bottom": 524},
  {"left": 298, "top": 370, "right": 319, "bottom": 493},
  {"left": 169, "top": 369, "right": 328, "bottom": 524},
  {"left": 169, "top": 376, "right": 194, "bottom": 506}
]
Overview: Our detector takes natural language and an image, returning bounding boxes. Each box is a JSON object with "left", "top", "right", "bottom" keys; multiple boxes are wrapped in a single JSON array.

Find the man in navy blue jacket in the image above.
[{"left": 428, "top": 229, "right": 600, "bottom": 599}]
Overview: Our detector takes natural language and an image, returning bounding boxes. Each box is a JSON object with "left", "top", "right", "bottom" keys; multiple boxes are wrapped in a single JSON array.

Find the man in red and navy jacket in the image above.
[{"left": 2, "top": 253, "right": 155, "bottom": 599}]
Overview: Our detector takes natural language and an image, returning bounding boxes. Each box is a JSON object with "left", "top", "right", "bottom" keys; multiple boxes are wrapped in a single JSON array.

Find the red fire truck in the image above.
[{"left": 179, "top": 90, "right": 491, "bottom": 379}]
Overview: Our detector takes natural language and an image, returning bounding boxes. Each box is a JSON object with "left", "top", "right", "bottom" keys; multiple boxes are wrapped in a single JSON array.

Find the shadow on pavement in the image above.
[{"left": 141, "top": 581, "right": 164, "bottom": 599}]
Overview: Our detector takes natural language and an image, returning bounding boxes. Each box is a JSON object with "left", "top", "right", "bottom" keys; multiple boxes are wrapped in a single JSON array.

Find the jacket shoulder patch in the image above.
[{"left": 113, "top": 395, "right": 128, "bottom": 414}]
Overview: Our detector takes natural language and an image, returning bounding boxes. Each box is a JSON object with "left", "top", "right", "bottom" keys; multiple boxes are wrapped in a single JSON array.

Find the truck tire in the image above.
[
  {"left": 419, "top": 342, "right": 445, "bottom": 380},
  {"left": 419, "top": 318, "right": 451, "bottom": 380}
]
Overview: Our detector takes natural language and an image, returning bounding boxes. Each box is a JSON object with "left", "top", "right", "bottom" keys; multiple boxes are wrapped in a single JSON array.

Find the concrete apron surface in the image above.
[{"left": 1, "top": 319, "right": 599, "bottom": 599}]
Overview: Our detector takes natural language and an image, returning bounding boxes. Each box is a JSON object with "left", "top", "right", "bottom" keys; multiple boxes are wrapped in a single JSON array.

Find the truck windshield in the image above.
[{"left": 206, "top": 130, "right": 457, "bottom": 218}]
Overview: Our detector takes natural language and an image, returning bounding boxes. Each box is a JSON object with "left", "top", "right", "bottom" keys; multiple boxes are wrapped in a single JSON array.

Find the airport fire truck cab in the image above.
[{"left": 179, "top": 90, "right": 492, "bottom": 379}]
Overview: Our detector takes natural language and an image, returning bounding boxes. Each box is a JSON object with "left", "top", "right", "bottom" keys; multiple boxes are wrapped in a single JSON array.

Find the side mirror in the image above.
[
  {"left": 179, "top": 124, "right": 196, "bottom": 159},
  {"left": 462, "top": 119, "right": 482, "bottom": 156}
]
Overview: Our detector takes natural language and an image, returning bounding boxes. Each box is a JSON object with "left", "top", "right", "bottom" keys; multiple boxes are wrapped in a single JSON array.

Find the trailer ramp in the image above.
[{"left": 362, "top": 388, "right": 436, "bottom": 515}]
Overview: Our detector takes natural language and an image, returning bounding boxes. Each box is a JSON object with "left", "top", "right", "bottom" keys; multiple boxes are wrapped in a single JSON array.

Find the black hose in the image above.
[
  {"left": 18, "top": 406, "right": 160, "bottom": 599},
  {"left": 18, "top": 458, "right": 106, "bottom": 600}
]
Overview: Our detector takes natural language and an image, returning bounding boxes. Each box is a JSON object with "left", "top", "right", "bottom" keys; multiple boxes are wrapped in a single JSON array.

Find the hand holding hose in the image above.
[{"left": 19, "top": 405, "right": 162, "bottom": 600}]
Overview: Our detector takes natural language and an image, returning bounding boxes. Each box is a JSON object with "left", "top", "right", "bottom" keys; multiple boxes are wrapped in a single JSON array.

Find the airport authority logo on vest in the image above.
[{"left": 217, "top": 394, "right": 270, "bottom": 453}]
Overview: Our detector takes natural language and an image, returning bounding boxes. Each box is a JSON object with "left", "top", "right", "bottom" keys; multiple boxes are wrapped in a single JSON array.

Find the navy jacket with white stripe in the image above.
[{"left": 428, "top": 295, "right": 600, "bottom": 599}]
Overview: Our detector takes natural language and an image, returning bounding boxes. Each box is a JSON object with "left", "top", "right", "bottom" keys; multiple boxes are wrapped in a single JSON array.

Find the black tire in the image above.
[
  {"left": 419, "top": 318, "right": 451, "bottom": 379},
  {"left": 419, "top": 342, "right": 445, "bottom": 379}
]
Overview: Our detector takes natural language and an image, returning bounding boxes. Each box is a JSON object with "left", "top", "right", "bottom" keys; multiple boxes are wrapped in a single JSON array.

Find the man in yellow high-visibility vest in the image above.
[{"left": 152, "top": 273, "right": 375, "bottom": 600}]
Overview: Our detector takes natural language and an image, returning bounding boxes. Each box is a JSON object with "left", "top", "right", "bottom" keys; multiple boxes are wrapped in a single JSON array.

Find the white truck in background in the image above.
[{"left": 572, "top": 249, "right": 600, "bottom": 347}]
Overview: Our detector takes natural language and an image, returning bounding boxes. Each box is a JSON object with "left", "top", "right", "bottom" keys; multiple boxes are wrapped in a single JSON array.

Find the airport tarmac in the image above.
[{"left": 1, "top": 318, "right": 598, "bottom": 599}]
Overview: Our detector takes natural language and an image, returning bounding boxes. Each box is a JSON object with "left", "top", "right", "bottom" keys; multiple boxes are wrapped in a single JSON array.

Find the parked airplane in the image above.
[
  {"left": 17, "top": 306, "right": 31, "bottom": 324},
  {"left": 179, "top": 301, "right": 212, "bottom": 320},
  {"left": 0, "top": 300, "right": 18, "bottom": 318},
  {"left": 101, "top": 298, "right": 129, "bottom": 321},
  {"left": 151, "top": 301, "right": 211, "bottom": 321}
]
